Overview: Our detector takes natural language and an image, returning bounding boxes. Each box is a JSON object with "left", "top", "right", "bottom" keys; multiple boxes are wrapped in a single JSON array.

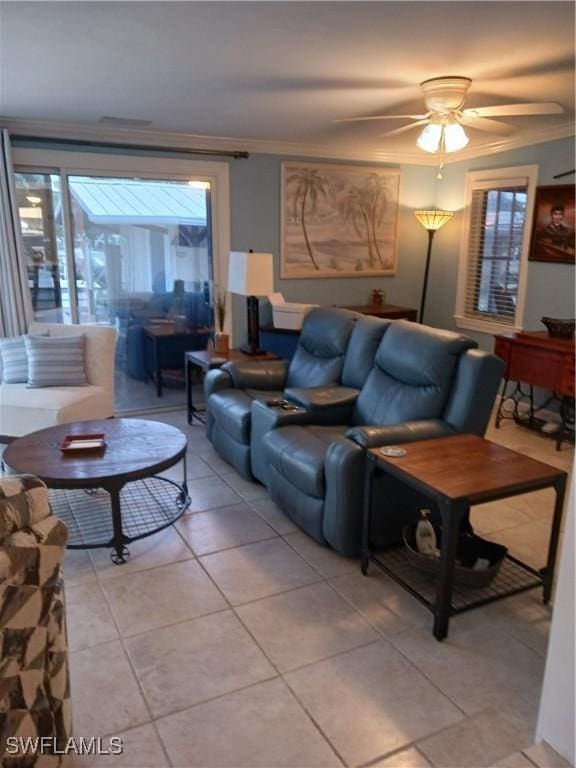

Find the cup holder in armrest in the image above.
[
  {"left": 284, "top": 386, "right": 359, "bottom": 411},
  {"left": 266, "top": 399, "right": 303, "bottom": 412}
]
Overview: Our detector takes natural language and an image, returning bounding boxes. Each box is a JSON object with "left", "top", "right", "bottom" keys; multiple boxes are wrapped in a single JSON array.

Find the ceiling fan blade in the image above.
[
  {"left": 378, "top": 119, "right": 431, "bottom": 138},
  {"left": 334, "top": 112, "right": 430, "bottom": 124},
  {"left": 459, "top": 115, "right": 516, "bottom": 135},
  {"left": 462, "top": 102, "right": 563, "bottom": 118}
]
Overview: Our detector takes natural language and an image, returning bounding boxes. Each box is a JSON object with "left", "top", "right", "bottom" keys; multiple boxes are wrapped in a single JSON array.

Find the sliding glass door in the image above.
[
  {"left": 67, "top": 176, "right": 212, "bottom": 325},
  {"left": 15, "top": 165, "right": 220, "bottom": 413},
  {"left": 68, "top": 175, "right": 214, "bottom": 411},
  {"left": 15, "top": 172, "right": 72, "bottom": 323}
]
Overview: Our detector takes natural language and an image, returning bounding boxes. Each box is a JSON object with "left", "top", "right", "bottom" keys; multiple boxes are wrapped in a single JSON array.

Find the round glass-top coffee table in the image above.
[{"left": 3, "top": 418, "right": 190, "bottom": 564}]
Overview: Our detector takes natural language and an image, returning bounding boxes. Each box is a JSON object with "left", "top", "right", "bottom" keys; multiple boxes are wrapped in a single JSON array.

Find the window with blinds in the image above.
[
  {"left": 455, "top": 166, "right": 537, "bottom": 334},
  {"left": 465, "top": 186, "right": 527, "bottom": 322}
]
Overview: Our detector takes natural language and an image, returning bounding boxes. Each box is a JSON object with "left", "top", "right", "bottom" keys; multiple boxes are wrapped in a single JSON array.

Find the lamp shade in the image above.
[
  {"left": 416, "top": 122, "right": 469, "bottom": 154},
  {"left": 443, "top": 123, "right": 469, "bottom": 152},
  {"left": 414, "top": 210, "right": 454, "bottom": 231},
  {"left": 228, "top": 251, "right": 274, "bottom": 296},
  {"left": 416, "top": 124, "right": 442, "bottom": 153}
]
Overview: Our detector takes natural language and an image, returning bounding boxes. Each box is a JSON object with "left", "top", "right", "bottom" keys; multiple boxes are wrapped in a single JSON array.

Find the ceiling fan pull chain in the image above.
[{"left": 436, "top": 128, "right": 446, "bottom": 179}]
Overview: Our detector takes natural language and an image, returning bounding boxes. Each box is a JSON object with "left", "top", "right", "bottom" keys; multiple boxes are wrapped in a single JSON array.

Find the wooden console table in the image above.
[
  {"left": 341, "top": 303, "right": 417, "bottom": 321},
  {"left": 260, "top": 304, "right": 418, "bottom": 359},
  {"left": 494, "top": 331, "right": 575, "bottom": 449}
]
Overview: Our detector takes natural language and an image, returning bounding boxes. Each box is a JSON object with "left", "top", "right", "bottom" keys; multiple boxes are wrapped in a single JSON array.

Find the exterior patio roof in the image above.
[{"left": 68, "top": 177, "right": 207, "bottom": 226}]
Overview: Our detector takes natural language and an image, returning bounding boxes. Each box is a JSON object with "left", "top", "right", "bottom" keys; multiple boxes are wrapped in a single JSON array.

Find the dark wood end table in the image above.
[
  {"left": 186, "top": 348, "right": 279, "bottom": 425},
  {"left": 361, "top": 434, "right": 567, "bottom": 640},
  {"left": 143, "top": 324, "right": 211, "bottom": 398},
  {"left": 2, "top": 419, "right": 190, "bottom": 564}
]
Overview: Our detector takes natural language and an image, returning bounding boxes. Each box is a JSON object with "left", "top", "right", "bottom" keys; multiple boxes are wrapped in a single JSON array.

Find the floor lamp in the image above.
[
  {"left": 228, "top": 250, "right": 274, "bottom": 355},
  {"left": 414, "top": 210, "right": 453, "bottom": 324}
]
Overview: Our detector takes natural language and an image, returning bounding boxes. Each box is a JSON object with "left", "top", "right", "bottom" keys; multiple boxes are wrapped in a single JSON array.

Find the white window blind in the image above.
[
  {"left": 456, "top": 166, "right": 537, "bottom": 334},
  {"left": 464, "top": 184, "right": 527, "bottom": 324}
]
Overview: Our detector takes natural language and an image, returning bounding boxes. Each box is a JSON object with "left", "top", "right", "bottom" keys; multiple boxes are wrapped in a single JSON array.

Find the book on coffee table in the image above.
[{"left": 60, "top": 434, "right": 106, "bottom": 453}]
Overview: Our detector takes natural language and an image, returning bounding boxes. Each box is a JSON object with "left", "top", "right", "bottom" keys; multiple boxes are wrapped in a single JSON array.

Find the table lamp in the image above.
[
  {"left": 228, "top": 250, "right": 274, "bottom": 354},
  {"left": 414, "top": 210, "right": 453, "bottom": 324}
]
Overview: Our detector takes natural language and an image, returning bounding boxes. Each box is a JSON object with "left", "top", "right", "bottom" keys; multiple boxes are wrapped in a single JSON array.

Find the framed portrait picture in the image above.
[
  {"left": 529, "top": 184, "right": 575, "bottom": 264},
  {"left": 281, "top": 161, "right": 400, "bottom": 278}
]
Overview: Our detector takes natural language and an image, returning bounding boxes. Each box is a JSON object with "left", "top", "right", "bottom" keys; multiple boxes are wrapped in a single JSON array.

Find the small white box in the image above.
[{"left": 269, "top": 293, "right": 317, "bottom": 330}]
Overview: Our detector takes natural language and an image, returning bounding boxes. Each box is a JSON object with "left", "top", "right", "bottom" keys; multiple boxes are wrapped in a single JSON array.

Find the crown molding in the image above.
[
  {"left": 436, "top": 122, "right": 576, "bottom": 165},
  {"left": 1, "top": 116, "right": 574, "bottom": 167}
]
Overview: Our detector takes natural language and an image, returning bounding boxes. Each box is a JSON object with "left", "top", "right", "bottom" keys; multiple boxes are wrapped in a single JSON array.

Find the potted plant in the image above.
[{"left": 214, "top": 289, "right": 229, "bottom": 355}]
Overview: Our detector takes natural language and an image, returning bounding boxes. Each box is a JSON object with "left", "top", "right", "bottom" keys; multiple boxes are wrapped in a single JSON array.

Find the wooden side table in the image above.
[
  {"left": 186, "top": 348, "right": 278, "bottom": 424},
  {"left": 3, "top": 419, "right": 190, "bottom": 564},
  {"left": 361, "top": 434, "right": 567, "bottom": 640},
  {"left": 143, "top": 325, "right": 210, "bottom": 398}
]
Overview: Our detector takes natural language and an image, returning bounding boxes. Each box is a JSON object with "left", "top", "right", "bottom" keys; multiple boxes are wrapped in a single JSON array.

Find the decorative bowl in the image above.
[
  {"left": 403, "top": 524, "right": 507, "bottom": 589},
  {"left": 541, "top": 317, "right": 575, "bottom": 339}
]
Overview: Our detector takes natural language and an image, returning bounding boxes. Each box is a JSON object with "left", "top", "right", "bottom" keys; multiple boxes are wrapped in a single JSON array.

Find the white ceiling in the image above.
[{"left": 1, "top": 1, "right": 574, "bottom": 163}]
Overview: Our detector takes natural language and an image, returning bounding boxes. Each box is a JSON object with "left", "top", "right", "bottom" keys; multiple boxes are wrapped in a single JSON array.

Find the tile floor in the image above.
[{"left": 54, "top": 409, "right": 573, "bottom": 767}]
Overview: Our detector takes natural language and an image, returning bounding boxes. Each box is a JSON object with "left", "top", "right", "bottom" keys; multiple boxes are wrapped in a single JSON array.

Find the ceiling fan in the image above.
[{"left": 336, "top": 76, "right": 564, "bottom": 153}]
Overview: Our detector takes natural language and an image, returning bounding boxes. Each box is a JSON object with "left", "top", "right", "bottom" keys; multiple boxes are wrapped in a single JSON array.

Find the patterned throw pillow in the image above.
[
  {"left": 25, "top": 334, "right": 88, "bottom": 388},
  {"left": 0, "top": 336, "right": 29, "bottom": 383}
]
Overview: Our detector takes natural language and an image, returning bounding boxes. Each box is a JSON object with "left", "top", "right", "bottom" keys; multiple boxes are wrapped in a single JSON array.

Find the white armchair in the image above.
[{"left": 0, "top": 322, "right": 116, "bottom": 438}]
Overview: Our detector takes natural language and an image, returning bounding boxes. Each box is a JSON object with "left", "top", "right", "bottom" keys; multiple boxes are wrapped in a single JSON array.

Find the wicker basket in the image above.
[
  {"left": 403, "top": 524, "right": 507, "bottom": 589},
  {"left": 541, "top": 316, "right": 575, "bottom": 339}
]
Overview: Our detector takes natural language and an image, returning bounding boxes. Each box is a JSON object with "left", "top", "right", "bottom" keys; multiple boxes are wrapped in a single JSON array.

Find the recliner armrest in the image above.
[
  {"left": 222, "top": 360, "right": 290, "bottom": 390},
  {"left": 251, "top": 398, "right": 316, "bottom": 431},
  {"left": 250, "top": 399, "right": 317, "bottom": 484},
  {"left": 443, "top": 349, "right": 505, "bottom": 436},
  {"left": 284, "top": 386, "right": 359, "bottom": 411},
  {"left": 0, "top": 475, "right": 53, "bottom": 541},
  {"left": 345, "top": 419, "right": 456, "bottom": 448},
  {"left": 204, "top": 368, "right": 234, "bottom": 400}
]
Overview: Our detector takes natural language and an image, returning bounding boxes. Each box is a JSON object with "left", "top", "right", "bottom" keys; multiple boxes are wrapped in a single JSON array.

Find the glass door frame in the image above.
[
  {"left": 12, "top": 148, "right": 232, "bottom": 335},
  {"left": 14, "top": 166, "right": 80, "bottom": 324}
]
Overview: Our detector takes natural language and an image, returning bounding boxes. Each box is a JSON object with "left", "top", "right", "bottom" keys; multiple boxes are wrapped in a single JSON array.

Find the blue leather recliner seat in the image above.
[
  {"left": 205, "top": 308, "right": 359, "bottom": 480},
  {"left": 205, "top": 311, "right": 504, "bottom": 556},
  {"left": 258, "top": 319, "right": 504, "bottom": 556}
]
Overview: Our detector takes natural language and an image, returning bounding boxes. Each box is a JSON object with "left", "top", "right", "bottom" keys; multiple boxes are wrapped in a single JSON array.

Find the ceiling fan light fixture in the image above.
[
  {"left": 416, "top": 123, "right": 442, "bottom": 153},
  {"left": 443, "top": 122, "right": 469, "bottom": 152},
  {"left": 416, "top": 121, "right": 469, "bottom": 155}
]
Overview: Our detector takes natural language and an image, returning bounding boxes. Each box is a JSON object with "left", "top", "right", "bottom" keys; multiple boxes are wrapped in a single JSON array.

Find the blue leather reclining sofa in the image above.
[{"left": 204, "top": 308, "right": 504, "bottom": 556}]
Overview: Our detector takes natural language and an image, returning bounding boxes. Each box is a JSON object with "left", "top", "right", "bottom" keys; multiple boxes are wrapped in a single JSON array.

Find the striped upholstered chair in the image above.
[{"left": 0, "top": 475, "right": 71, "bottom": 766}]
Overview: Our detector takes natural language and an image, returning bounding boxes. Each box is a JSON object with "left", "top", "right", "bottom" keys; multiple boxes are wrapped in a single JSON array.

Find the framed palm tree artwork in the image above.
[{"left": 281, "top": 161, "right": 400, "bottom": 278}]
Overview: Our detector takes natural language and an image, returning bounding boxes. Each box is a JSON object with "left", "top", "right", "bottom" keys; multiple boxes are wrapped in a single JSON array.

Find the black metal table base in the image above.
[
  {"left": 361, "top": 453, "right": 566, "bottom": 641},
  {"left": 49, "top": 475, "right": 190, "bottom": 564},
  {"left": 186, "top": 357, "right": 207, "bottom": 425},
  {"left": 188, "top": 406, "right": 207, "bottom": 426},
  {"left": 366, "top": 546, "right": 544, "bottom": 613},
  {"left": 495, "top": 379, "right": 575, "bottom": 450}
]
